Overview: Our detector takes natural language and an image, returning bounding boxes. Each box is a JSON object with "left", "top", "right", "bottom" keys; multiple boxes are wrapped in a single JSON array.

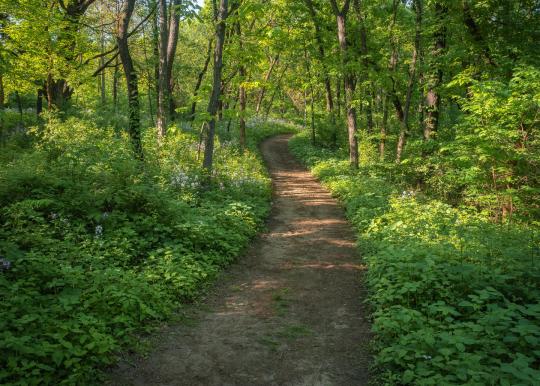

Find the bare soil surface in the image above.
[{"left": 108, "top": 135, "right": 371, "bottom": 386}]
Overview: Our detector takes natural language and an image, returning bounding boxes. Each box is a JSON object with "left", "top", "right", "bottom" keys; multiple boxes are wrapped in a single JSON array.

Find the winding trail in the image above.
[{"left": 109, "top": 135, "right": 371, "bottom": 386}]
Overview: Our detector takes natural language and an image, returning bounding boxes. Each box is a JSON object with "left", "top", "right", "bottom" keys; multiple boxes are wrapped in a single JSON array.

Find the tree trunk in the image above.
[
  {"left": 304, "top": 0, "right": 334, "bottom": 114},
  {"left": 380, "top": 94, "right": 389, "bottom": 160},
  {"left": 15, "top": 91, "right": 23, "bottom": 126},
  {"left": 166, "top": 0, "right": 181, "bottom": 119},
  {"left": 46, "top": 76, "right": 72, "bottom": 111},
  {"left": 117, "top": 0, "right": 143, "bottom": 159},
  {"left": 48, "top": 0, "right": 96, "bottom": 110},
  {"left": 396, "top": 0, "right": 422, "bottom": 163},
  {"left": 235, "top": 21, "right": 247, "bottom": 150},
  {"left": 203, "top": 0, "right": 228, "bottom": 172},
  {"left": 264, "top": 64, "right": 288, "bottom": 120},
  {"left": 190, "top": 39, "right": 213, "bottom": 120},
  {"left": 142, "top": 22, "right": 155, "bottom": 126},
  {"left": 255, "top": 54, "right": 279, "bottom": 115},
  {"left": 157, "top": 0, "right": 169, "bottom": 138},
  {"left": 99, "top": 5, "right": 106, "bottom": 106},
  {"left": 113, "top": 57, "right": 119, "bottom": 113},
  {"left": 330, "top": 0, "right": 358, "bottom": 168},
  {"left": 424, "top": 1, "right": 447, "bottom": 140},
  {"left": 336, "top": 76, "right": 341, "bottom": 118},
  {"left": 36, "top": 88, "right": 43, "bottom": 116},
  {"left": 354, "top": 0, "right": 373, "bottom": 133}
]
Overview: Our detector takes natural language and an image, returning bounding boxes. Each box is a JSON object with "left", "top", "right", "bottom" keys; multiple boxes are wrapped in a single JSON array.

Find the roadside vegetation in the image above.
[
  {"left": 291, "top": 131, "right": 540, "bottom": 385},
  {"left": 1, "top": 0, "right": 539, "bottom": 384}
]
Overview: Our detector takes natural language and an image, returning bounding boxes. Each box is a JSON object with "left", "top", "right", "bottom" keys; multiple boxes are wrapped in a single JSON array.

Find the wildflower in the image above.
[
  {"left": 0, "top": 257, "right": 11, "bottom": 272},
  {"left": 421, "top": 355, "right": 432, "bottom": 360},
  {"left": 401, "top": 190, "right": 416, "bottom": 199},
  {"left": 95, "top": 225, "right": 103, "bottom": 238},
  {"left": 171, "top": 169, "right": 200, "bottom": 190}
]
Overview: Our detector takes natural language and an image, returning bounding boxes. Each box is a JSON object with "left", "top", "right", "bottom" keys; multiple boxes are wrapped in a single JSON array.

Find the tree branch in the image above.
[{"left": 92, "top": 51, "right": 119, "bottom": 77}]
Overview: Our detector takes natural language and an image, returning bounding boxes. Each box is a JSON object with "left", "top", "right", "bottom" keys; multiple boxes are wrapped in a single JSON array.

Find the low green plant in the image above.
[
  {"left": 0, "top": 116, "right": 296, "bottom": 385},
  {"left": 290, "top": 132, "right": 540, "bottom": 385}
]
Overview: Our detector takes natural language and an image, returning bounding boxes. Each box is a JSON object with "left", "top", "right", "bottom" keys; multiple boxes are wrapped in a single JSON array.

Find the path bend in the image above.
[{"left": 109, "top": 134, "right": 371, "bottom": 386}]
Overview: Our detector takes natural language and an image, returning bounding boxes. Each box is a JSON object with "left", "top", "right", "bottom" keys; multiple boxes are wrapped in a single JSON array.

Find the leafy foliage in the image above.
[
  {"left": 290, "top": 132, "right": 540, "bottom": 385},
  {"left": 0, "top": 116, "right": 295, "bottom": 385}
]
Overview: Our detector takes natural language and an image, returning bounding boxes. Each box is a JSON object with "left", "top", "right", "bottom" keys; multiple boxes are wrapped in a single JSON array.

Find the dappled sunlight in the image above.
[{"left": 280, "top": 261, "right": 367, "bottom": 271}]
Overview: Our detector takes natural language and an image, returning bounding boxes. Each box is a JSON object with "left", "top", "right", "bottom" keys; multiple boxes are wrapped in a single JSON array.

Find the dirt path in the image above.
[{"left": 108, "top": 135, "right": 371, "bottom": 386}]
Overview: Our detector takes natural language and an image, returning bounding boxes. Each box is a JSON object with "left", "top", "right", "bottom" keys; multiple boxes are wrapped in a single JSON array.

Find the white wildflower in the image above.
[{"left": 95, "top": 225, "right": 103, "bottom": 238}]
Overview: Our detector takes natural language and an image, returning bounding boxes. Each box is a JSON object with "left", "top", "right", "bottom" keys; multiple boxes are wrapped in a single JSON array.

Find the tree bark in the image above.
[
  {"left": 235, "top": 21, "right": 247, "bottom": 150},
  {"left": 36, "top": 89, "right": 43, "bottom": 116},
  {"left": 203, "top": 0, "right": 228, "bottom": 172},
  {"left": 354, "top": 0, "right": 373, "bottom": 133},
  {"left": 264, "top": 63, "right": 289, "bottom": 120},
  {"left": 424, "top": 1, "right": 447, "bottom": 140},
  {"left": 117, "top": 0, "right": 143, "bottom": 159},
  {"left": 330, "top": 0, "right": 358, "bottom": 168},
  {"left": 396, "top": 0, "right": 422, "bottom": 163},
  {"left": 48, "top": 0, "right": 97, "bottom": 110},
  {"left": 190, "top": 39, "right": 213, "bottom": 120},
  {"left": 99, "top": 4, "right": 106, "bottom": 105},
  {"left": 157, "top": 0, "right": 169, "bottom": 138},
  {"left": 303, "top": 0, "right": 334, "bottom": 114},
  {"left": 380, "top": 94, "right": 389, "bottom": 160},
  {"left": 462, "top": 1, "right": 496, "bottom": 66},
  {"left": 113, "top": 56, "right": 119, "bottom": 113},
  {"left": 166, "top": 0, "right": 181, "bottom": 119},
  {"left": 255, "top": 54, "right": 279, "bottom": 115}
]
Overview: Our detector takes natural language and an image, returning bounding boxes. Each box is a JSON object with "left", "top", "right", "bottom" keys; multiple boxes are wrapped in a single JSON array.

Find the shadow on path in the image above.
[{"left": 108, "top": 135, "right": 371, "bottom": 386}]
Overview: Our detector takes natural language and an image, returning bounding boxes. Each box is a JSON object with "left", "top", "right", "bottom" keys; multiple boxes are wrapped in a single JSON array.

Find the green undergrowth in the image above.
[
  {"left": 0, "top": 116, "right": 296, "bottom": 385},
  {"left": 290, "top": 132, "right": 540, "bottom": 386}
]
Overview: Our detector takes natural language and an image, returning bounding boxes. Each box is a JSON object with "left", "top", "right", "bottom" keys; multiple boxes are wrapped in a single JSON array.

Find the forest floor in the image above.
[{"left": 108, "top": 135, "right": 371, "bottom": 386}]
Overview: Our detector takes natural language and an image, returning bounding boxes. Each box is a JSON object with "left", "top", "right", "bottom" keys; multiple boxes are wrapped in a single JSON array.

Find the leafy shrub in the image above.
[
  {"left": 290, "top": 132, "right": 540, "bottom": 385},
  {"left": 0, "top": 116, "right": 295, "bottom": 384}
]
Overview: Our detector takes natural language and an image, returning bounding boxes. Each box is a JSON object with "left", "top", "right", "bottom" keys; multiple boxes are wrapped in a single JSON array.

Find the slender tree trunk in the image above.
[
  {"left": 336, "top": 77, "right": 341, "bottom": 118},
  {"left": 304, "top": 0, "right": 334, "bottom": 114},
  {"left": 396, "top": 0, "right": 422, "bottom": 163},
  {"left": 303, "top": 44, "right": 316, "bottom": 144},
  {"left": 151, "top": 1, "right": 160, "bottom": 118},
  {"left": 15, "top": 91, "right": 23, "bottom": 125},
  {"left": 166, "top": 0, "right": 181, "bottom": 119},
  {"left": 113, "top": 57, "right": 119, "bottom": 113},
  {"left": 142, "top": 23, "right": 156, "bottom": 125},
  {"left": 264, "top": 64, "right": 288, "bottom": 120},
  {"left": 303, "top": 89, "right": 308, "bottom": 127},
  {"left": 424, "top": 1, "right": 447, "bottom": 140},
  {"left": 190, "top": 39, "right": 213, "bottom": 120},
  {"left": 380, "top": 94, "right": 389, "bottom": 160},
  {"left": 255, "top": 54, "right": 279, "bottom": 115},
  {"left": 99, "top": 5, "right": 106, "bottom": 105},
  {"left": 36, "top": 88, "right": 43, "bottom": 116},
  {"left": 156, "top": 0, "right": 169, "bottom": 138},
  {"left": 235, "top": 21, "right": 247, "bottom": 150},
  {"left": 354, "top": 0, "right": 373, "bottom": 133},
  {"left": 117, "top": 0, "right": 143, "bottom": 159},
  {"left": 331, "top": 0, "right": 358, "bottom": 168},
  {"left": 203, "top": 0, "right": 228, "bottom": 172}
]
